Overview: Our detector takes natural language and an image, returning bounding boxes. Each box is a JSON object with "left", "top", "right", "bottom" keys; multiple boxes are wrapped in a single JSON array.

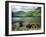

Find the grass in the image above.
[{"left": 12, "top": 26, "right": 41, "bottom": 31}]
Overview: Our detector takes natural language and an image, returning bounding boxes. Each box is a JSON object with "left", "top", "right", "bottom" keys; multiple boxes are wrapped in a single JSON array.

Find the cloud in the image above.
[{"left": 12, "top": 5, "right": 38, "bottom": 12}]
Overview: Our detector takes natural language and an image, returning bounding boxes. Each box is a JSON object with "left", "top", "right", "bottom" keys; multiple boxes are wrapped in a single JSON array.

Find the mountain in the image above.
[
  {"left": 12, "top": 11, "right": 25, "bottom": 17},
  {"left": 31, "top": 7, "right": 41, "bottom": 16},
  {"left": 12, "top": 7, "right": 41, "bottom": 17}
]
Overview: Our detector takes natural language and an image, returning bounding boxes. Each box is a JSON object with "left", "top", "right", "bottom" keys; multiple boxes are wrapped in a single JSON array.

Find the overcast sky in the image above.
[{"left": 12, "top": 5, "right": 38, "bottom": 12}]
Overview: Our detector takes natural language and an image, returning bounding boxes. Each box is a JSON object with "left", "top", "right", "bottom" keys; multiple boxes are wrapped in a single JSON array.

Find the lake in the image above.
[{"left": 12, "top": 16, "right": 41, "bottom": 23}]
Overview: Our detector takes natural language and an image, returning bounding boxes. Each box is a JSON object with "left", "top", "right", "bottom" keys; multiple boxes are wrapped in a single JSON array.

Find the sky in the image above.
[{"left": 12, "top": 5, "right": 38, "bottom": 12}]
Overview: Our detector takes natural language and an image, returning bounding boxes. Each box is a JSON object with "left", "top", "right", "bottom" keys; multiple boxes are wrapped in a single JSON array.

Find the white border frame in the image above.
[{"left": 9, "top": 3, "right": 44, "bottom": 35}]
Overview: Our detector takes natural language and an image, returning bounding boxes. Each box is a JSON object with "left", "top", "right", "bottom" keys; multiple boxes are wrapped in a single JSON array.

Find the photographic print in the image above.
[
  {"left": 12, "top": 5, "right": 41, "bottom": 31},
  {"left": 5, "top": 1, "right": 45, "bottom": 36}
]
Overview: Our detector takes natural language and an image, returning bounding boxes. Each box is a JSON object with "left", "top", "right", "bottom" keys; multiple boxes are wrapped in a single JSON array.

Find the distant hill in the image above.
[
  {"left": 12, "top": 11, "right": 25, "bottom": 17},
  {"left": 12, "top": 7, "right": 41, "bottom": 17}
]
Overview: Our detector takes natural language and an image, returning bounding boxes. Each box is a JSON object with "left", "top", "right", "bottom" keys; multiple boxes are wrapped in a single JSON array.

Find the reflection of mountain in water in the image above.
[{"left": 12, "top": 17, "right": 41, "bottom": 23}]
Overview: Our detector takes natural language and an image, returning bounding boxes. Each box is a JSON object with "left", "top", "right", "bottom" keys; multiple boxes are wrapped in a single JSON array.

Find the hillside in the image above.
[{"left": 12, "top": 7, "right": 41, "bottom": 17}]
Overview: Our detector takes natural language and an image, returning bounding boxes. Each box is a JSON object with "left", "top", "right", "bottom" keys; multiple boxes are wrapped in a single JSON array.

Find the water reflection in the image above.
[{"left": 12, "top": 16, "right": 41, "bottom": 23}]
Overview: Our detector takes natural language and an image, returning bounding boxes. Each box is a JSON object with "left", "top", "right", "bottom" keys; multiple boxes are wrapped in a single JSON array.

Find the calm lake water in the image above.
[{"left": 12, "top": 16, "right": 41, "bottom": 23}]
